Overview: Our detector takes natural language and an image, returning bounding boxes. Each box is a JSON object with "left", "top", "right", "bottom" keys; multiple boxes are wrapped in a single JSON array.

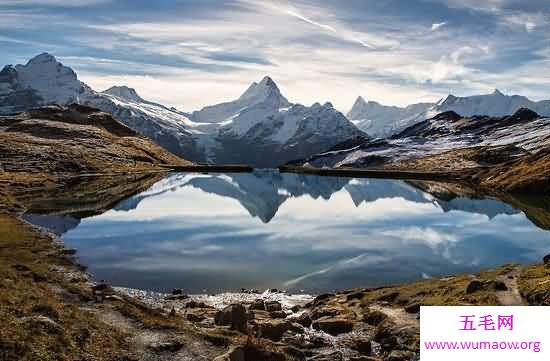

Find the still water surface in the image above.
[{"left": 25, "top": 170, "right": 550, "bottom": 293}]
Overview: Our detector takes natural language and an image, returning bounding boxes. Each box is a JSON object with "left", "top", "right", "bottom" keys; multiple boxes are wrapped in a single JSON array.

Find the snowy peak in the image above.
[
  {"left": 347, "top": 96, "right": 369, "bottom": 120},
  {"left": 102, "top": 85, "right": 144, "bottom": 103},
  {"left": 238, "top": 75, "right": 289, "bottom": 106},
  {"left": 190, "top": 75, "right": 290, "bottom": 124},
  {"left": 11, "top": 52, "right": 85, "bottom": 105}
]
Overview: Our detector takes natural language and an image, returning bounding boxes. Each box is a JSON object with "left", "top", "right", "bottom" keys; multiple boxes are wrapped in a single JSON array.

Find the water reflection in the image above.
[{"left": 24, "top": 170, "right": 550, "bottom": 293}]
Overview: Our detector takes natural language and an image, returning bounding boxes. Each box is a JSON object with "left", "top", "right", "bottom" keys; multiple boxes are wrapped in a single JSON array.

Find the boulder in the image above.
[
  {"left": 465, "top": 280, "right": 484, "bottom": 294},
  {"left": 249, "top": 299, "right": 265, "bottom": 311},
  {"left": 404, "top": 303, "right": 420, "bottom": 314},
  {"left": 350, "top": 338, "right": 372, "bottom": 355},
  {"left": 254, "top": 320, "right": 290, "bottom": 341},
  {"left": 265, "top": 300, "right": 282, "bottom": 312},
  {"left": 269, "top": 311, "right": 287, "bottom": 319},
  {"left": 312, "top": 317, "right": 353, "bottom": 336},
  {"left": 311, "top": 306, "right": 339, "bottom": 320},
  {"left": 214, "top": 304, "right": 248, "bottom": 333},
  {"left": 293, "top": 312, "right": 312, "bottom": 327},
  {"left": 543, "top": 254, "right": 550, "bottom": 264},
  {"left": 492, "top": 281, "right": 508, "bottom": 291},
  {"left": 363, "top": 310, "right": 387, "bottom": 326}
]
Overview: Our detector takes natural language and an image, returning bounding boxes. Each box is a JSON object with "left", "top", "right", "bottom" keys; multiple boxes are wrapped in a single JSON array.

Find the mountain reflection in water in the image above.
[{"left": 23, "top": 170, "right": 550, "bottom": 293}]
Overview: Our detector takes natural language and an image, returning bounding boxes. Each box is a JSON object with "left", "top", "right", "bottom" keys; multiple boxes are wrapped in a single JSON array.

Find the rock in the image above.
[
  {"left": 290, "top": 305, "right": 300, "bottom": 313},
  {"left": 186, "top": 313, "right": 205, "bottom": 323},
  {"left": 214, "top": 304, "right": 248, "bottom": 333},
  {"left": 249, "top": 299, "right": 265, "bottom": 311},
  {"left": 312, "top": 317, "right": 353, "bottom": 336},
  {"left": 254, "top": 320, "right": 290, "bottom": 341},
  {"left": 91, "top": 282, "right": 112, "bottom": 292},
  {"left": 148, "top": 340, "right": 184, "bottom": 353},
  {"left": 404, "top": 303, "right": 420, "bottom": 314},
  {"left": 466, "top": 280, "right": 484, "bottom": 294},
  {"left": 269, "top": 310, "right": 287, "bottom": 319},
  {"left": 241, "top": 344, "right": 285, "bottom": 361},
  {"left": 363, "top": 310, "right": 387, "bottom": 326},
  {"left": 265, "top": 300, "right": 282, "bottom": 312},
  {"left": 310, "top": 293, "right": 334, "bottom": 307},
  {"left": 185, "top": 300, "right": 213, "bottom": 309},
  {"left": 543, "top": 254, "right": 550, "bottom": 264},
  {"left": 492, "top": 281, "right": 508, "bottom": 291},
  {"left": 351, "top": 338, "right": 372, "bottom": 355},
  {"left": 171, "top": 288, "right": 186, "bottom": 295},
  {"left": 311, "top": 306, "right": 338, "bottom": 320},
  {"left": 387, "top": 350, "right": 415, "bottom": 361},
  {"left": 293, "top": 312, "right": 312, "bottom": 327}
]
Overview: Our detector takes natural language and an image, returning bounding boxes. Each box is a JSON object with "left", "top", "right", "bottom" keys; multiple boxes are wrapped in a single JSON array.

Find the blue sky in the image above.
[{"left": 1, "top": 0, "right": 549, "bottom": 111}]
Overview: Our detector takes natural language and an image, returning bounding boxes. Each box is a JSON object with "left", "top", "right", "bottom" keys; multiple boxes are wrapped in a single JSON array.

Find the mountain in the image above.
[
  {"left": 0, "top": 53, "right": 204, "bottom": 161},
  {"left": 190, "top": 76, "right": 290, "bottom": 125},
  {"left": 348, "top": 90, "right": 550, "bottom": 138},
  {"left": 347, "top": 96, "right": 434, "bottom": 138},
  {"left": 436, "top": 89, "right": 550, "bottom": 118},
  {"left": 298, "top": 108, "right": 550, "bottom": 192},
  {"left": 0, "top": 54, "right": 365, "bottom": 167},
  {"left": 188, "top": 75, "right": 365, "bottom": 167},
  {"left": 0, "top": 104, "right": 189, "bottom": 177}
]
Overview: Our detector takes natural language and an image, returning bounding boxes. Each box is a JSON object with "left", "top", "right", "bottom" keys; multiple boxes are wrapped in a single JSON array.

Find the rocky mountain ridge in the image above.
[{"left": 0, "top": 54, "right": 365, "bottom": 167}]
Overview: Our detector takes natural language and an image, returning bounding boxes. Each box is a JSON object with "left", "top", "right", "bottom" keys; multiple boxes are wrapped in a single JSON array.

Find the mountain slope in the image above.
[
  {"left": 0, "top": 104, "right": 190, "bottom": 176},
  {"left": 297, "top": 108, "right": 550, "bottom": 192}
]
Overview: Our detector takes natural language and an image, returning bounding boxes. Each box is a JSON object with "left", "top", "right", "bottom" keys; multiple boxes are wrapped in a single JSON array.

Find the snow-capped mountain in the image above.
[
  {"left": 302, "top": 108, "right": 550, "bottom": 169},
  {"left": 0, "top": 53, "right": 204, "bottom": 160},
  {"left": 348, "top": 90, "right": 550, "bottom": 138},
  {"left": 0, "top": 53, "right": 364, "bottom": 167},
  {"left": 435, "top": 89, "right": 550, "bottom": 117},
  {"left": 347, "top": 96, "right": 433, "bottom": 138}
]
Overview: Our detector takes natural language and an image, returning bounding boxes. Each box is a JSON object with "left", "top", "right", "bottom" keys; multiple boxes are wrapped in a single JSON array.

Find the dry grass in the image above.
[{"left": 0, "top": 214, "right": 130, "bottom": 361}]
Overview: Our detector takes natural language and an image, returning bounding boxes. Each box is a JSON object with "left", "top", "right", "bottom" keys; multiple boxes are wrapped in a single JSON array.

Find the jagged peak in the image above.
[
  {"left": 353, "top": 96, "right": 367, "bottom": 106},
  {"left": 103, "top": 85, "right": 144, "bottom": 103},
  {"left": 238, "top": 75, "right": 289, "bottom": 106},
  {"left": 492, "top": 88, "right": 504, "bottom": 96}
]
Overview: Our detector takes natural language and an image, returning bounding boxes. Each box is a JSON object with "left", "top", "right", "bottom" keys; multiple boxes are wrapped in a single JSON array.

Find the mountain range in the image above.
[
  {"left": 0, "top": 54, "right": 364, "bottom": 167},
  {"left": 348, "top": 90, "right": 550, "bottom": 138},
  {"left": 2, "top": 53, "right": 550, "bottom": 168}
]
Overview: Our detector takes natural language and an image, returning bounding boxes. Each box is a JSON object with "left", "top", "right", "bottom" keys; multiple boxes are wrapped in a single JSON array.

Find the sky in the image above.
[{"left": 1, "top": 0, "right": 550, "bottom": 112}]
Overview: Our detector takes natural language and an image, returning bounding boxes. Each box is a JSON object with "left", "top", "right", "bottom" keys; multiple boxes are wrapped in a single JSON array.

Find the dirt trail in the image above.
[
  {"left": 496, "top": 266, "right": 525, "bottom": 306},
  {"left": 95, "top": 309, "right": 223, "bottom": 361}
]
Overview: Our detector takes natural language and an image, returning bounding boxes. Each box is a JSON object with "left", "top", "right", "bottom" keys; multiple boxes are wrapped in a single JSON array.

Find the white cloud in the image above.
[{"left": 431, "top": 22, "right": 447, "bottom": 31}]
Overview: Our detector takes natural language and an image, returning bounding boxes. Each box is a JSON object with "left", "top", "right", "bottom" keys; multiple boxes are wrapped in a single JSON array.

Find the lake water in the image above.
[{"left": 24, "top": 170, "right": 550, "bottom": 294}]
